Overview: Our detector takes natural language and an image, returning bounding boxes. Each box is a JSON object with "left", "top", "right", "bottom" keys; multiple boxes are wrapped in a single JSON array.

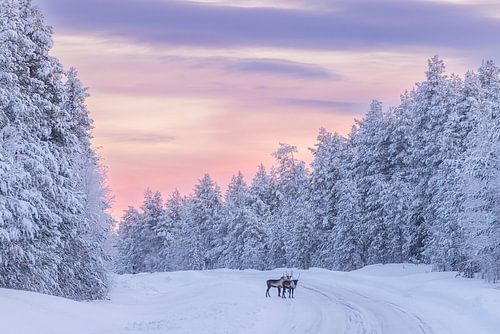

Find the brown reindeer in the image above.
[
  {"left": 283, "top": 278, "right": 299, "bottom": 298},
  {"left": 265, "top": 275, "right": 286, "bottom": 297},
  {"left": 281, "top": 272, "right": 300, "bottom": 298}
]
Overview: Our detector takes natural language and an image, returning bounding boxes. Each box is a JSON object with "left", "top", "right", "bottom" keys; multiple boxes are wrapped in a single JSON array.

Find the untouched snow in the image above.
[{"left": 1, "top": 264, "right": 500, "bottom": 334}]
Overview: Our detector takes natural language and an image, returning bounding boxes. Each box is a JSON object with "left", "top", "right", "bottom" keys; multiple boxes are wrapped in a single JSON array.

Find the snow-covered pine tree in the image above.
[
  {"left": 156, "top": 189, "right": 184, "bottom": 271},
  {"left": 309, "top": 129, "right": 348, "bottom": 268},
  {"left": 56, "top": 68, "right": 111, "bottom": 300},
  {"left": 140, "top": 190, "right": 166, "bottom": 272},
  {"left": 425, "top": 70, "right": 480, "bottom": 272},
  {"left": 332, "top": 177, "right": 363, "bottom": 271},
  {"left": 117, "top": 207, "right": 142, "bottom": 274},
  {"left": 222, "top": 172, "right": 266, "bottom": 269},
  {"left": 375, "top": 105, "right": 410, "bottom": 264},
  {"left": 171, "top": 195, "right": 200, "bottom": 270},
  {"left": 116, "top": 190, "right": 166, "bottom": 273},
  {"left": 0, "top": 0, "right": 62, "bottom": 295},
  {"left": 184, "top": 174, "right": 223, "bottom": 270},
  {"left": 400, "top": 56, "right": 452, "bottom": 263},
  {"left": 0, "top": 0, "right": 111, "bottom": 299},
  {"left": 248, "top": 164, "right": 274, "bottom": 269},
  {"left": 349, "top": 100, "right": 397, "bottom": 265},
  {"left": 269, "top": 143, "right": 313, "bottom": 268},
  {"left": 463, "top": 60, "right": 500, "bottom": 281}
]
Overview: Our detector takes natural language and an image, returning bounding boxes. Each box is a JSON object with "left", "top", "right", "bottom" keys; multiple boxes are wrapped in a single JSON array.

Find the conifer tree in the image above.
[
  {"left": 222, "top": 172, "right": 266, "bottom": 269},
  {"left": 185, "top": 174, "right": 223, "bottom": 269},
  {"left": 463, "top": 61, "right": 500, "bottom": 281},
  {"left": 309, "top": 129, "right": 348, "bottom": 268},
  {"left": 249, "top": 164, "right": 274, "bottom": 269},
  {"left": 0, "top": 0, "right": 111, "bottom": 299},
  {"left": 156, "top": 189, "right": 184, "bottom": 271}
]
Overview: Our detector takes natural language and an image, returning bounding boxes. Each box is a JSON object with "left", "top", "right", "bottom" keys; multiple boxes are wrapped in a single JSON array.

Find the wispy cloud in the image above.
[
  {"left": 37, "top": 0, "right": 500, "bottom": 53},
  {"left": 98, "top": 131, "right": 175, "bottom": 144},
  {"left": 284, "top": 98, "right": 364, "bottom": 114},
  {"left": 161, "top": 56, "right": 338, "bottom": 79},
  {"left": 225, "top": 58, "right": 338, "bottom": 79}
]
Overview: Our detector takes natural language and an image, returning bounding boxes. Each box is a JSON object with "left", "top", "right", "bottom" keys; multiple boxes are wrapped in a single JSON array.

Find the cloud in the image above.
[
  {"left": 37, "top": 0, "right": 500, "bottom": 53},
  {"left": 225, "top": 58, "right": 337, "bottom": 79},
  {"left": 161, "top": 56, "right": 338, "bottom": 79},
  {"left": 98, "top": 131, "right": 175, "bottom": 144},
  {"left": 284, "top": 98, "right": 364, "bottom": 114}
]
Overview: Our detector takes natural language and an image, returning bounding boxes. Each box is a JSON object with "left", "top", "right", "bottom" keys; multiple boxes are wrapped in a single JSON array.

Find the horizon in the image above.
[{"left": 34, "top": 0, "right": 500, "bottom": 220}]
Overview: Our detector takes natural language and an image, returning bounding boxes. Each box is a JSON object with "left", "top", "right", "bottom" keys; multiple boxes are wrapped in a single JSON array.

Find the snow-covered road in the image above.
[{"left": 1, "top": 264, "right": 499, "bottom": 334}]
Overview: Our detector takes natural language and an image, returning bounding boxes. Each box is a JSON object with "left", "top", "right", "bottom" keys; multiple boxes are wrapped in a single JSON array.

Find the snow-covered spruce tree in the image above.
[
  {"left": 309, "top": 129, "right": 348, "bottom": 268},
  {"left": 332, "top": 177, "right": 363, "bottom": 271},
  {"left": 350, "top": 100, "right": 398, "bottom": 265},
  {"left": 222, "top": 172, "right": 266, "bottom": 269},
  {"left": 56, "top": 68, "right": 112, "bottom": 300},
  {"left": 117, "top": 207, "right": 142, "bottom": 274},
  {"left": 0, "top": 0, "right": 61, "bottom": 295},
  {"left": 183, "top": 174, "right": 223, "bottom": 270},
  {"left": 289, "top": 183, "right": 315, "bottom": 269},
  {"left": 399, "top": 56, "right": 452, "bottom": 263},
  {"left": 379, "top": 103, "right": 414, "bottom": 265},
  {"left": 248, "top": 164, "right": 275, "bottom": 269},
  {"left": 269, "top": 143, "right": 313, "bottom": 269},
  {"left": 462, "top": 61, "right": 500, "bottom": 282},
  {"left": 139, "top": 190, "right": 166, "bottom": 272},
  {"left": 117, "top": 190, "right": 167, "bottom": 273},
  {"left": 0, "top": 0, "right": 111, "bottom": 299},
  {"left": 424, "top": 70, "right": 481, "bottom": 272},
  {"left": 156, "top": 189, "right": 184, "bottom": 271},
  {"left": 170, "top": 195, "right": 200, "bottom": 270}
]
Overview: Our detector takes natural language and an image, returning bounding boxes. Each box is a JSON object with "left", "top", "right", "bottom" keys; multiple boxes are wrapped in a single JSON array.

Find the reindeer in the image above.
[
  {"left": 282, "top": 272, "right": 300, "bottom": 298},
  {"left": 265, "top": 274, "right": 287, "bottom": 297},
  {"left": 283, "top": 278, "right": 299, "bottom": 298}
]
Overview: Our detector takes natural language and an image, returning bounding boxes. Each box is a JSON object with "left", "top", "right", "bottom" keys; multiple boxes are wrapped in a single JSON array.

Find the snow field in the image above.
[{"left": 1, "top": 264, "right": 500, "bottom": 334}]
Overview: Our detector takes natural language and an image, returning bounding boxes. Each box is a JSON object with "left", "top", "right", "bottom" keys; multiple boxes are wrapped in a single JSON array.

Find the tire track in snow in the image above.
[
  {"left": 269, "top": 288, "right": 327, "bottom": 334},
  {"left": 302, "top": 284, "right": 374, "bottom": 334},
  {"left": 338, "top": 287, "right": 433, "bottom": 334},
  {"left": 302, "top": 281, "right": 433, "bottom": 334}
]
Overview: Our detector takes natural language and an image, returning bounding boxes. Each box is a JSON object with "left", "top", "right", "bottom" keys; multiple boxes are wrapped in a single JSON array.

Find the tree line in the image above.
[{"left": 118, "top": 56, "right": 500, "bottom": 282}]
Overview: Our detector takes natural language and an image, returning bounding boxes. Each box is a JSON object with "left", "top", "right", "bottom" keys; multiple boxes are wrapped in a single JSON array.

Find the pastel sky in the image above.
[{"left": 34, "top": 0, "right": 500, "bottom": 220}]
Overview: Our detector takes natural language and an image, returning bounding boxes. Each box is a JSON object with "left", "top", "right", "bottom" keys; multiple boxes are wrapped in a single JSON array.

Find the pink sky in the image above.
[{"left": 34, "top": 0, "right": 500, "bottom": 220}]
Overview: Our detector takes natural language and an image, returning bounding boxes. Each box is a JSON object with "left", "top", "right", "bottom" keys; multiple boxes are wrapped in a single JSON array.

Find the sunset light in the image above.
[{"left": 34, "top": 0, "right": 497, "bottom": 219}]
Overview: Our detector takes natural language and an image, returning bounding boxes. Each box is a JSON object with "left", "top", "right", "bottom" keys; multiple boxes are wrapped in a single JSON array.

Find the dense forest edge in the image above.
[{"left": 117, "top": 55, "right": 500, "bottom": 283}]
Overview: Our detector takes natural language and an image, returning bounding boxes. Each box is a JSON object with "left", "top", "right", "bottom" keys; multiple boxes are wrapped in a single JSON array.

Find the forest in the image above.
[{"left": 117, "top": 56, "right": 500, "bottom": 283}]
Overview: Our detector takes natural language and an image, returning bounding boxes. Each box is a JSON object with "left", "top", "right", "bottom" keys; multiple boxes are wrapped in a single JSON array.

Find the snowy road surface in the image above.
[{"left": 1, "top": 264, "right": 500, "bottom": 334}]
